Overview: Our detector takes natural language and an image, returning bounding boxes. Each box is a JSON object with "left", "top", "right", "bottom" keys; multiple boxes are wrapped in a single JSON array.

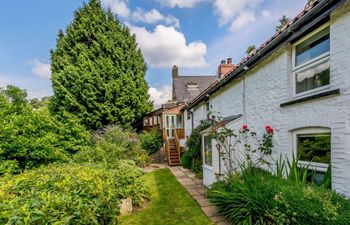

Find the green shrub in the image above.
[
  {"left": 0, "top": 86, "right": 90, "bottom": 172},
  {"left": 74, "top": 125, "right": 150, "bottom": 167},
  {"left": 139, "top": 128, "right": 163, "bottom": 155},
  {"left": 0, "top": 161, "right": 147, "bottom": 224},
  {"left": 191, "top": 158, "right": 203, "bottom": 174},
  {"left": 184, "top": 120, "right": 211, "bottom": 172},
  {"left": 181, "top": 152, "right": 192, "bottom": 169},
  {"left": 208, "top": 167, "right": 350, "bottom": 225}
]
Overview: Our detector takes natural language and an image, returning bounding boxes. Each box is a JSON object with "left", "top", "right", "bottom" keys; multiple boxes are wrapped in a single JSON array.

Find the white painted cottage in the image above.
[{"left": 184, "top": 0, "right": 350, "bottom": 198}]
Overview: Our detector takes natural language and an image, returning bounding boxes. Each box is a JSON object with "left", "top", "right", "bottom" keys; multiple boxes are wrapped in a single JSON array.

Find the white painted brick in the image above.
[{"left": 188, "top": 2, "right": 350, "bottom": 197}]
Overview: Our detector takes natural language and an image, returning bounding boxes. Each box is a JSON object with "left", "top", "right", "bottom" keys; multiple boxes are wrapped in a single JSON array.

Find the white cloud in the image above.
[
  {"left": 157, "top": 0, "right": 204, "bottom": 8},
  {"left": 213, "top": 0, "right": 260, "bottom": 32},
  {"left": 0, "top": 73, "right": 52, "bottom": 99},
  {"left": 131, "top": 8, "right": 180, "bottom": 28},
  {"left": 102, "top": 0, "right": 130, "bottom": 18},
  {"left": 30, "top": 60, "right": 51, "bottom": 79},
  {"left": 229, "top": 10, "right": 256, "bottom": 31},
  {"left": 129, "top": 24, "right": 207, "bottom": 68},
  {"left": 148, "top": 85, "right": 172, "bottom": 108},
  {"left": 262, "top": 10, "right": 272, "bottom": 17}
]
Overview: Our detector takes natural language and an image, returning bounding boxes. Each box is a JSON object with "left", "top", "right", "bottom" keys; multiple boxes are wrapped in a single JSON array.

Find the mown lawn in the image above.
[{"left": 119, "top": 169, "right": 213, "bottom": 225}]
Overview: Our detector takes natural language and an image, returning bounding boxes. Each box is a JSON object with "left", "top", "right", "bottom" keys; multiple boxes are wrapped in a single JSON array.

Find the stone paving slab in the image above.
[{"left": 169, "top": 166, "right": 230, "bottom": 225}]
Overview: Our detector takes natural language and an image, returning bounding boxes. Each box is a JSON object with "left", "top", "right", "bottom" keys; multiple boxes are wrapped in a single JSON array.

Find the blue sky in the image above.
[{"left": 0, "top": 0, "right": 307, "bottom": 106}]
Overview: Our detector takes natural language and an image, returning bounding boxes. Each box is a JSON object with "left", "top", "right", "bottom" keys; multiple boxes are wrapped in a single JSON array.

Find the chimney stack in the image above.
[
  {"left": 217, "top": 58, "right": 234, "bottom": 78},
  {"left": 172, "top": 65, "right": 179, "bottom": 79}
]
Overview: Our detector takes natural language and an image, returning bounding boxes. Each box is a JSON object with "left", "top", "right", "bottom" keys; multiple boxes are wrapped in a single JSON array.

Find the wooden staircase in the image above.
[
  {"left": 168, "top": 139, "right": 180, "bottom": 166},
  {"left": 164, "top": 127, "right": 181, "bottom": 166}
]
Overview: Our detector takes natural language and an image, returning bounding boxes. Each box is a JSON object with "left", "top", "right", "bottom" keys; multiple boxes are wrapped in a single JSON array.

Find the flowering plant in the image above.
[{"left": 211, "top": 121, "right": 274, "bottom": 174}]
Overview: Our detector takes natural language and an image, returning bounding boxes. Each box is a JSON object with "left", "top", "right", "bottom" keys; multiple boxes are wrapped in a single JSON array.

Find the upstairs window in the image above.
[{"left": 293, "top": 24, "right": 330, "bottom": 96}]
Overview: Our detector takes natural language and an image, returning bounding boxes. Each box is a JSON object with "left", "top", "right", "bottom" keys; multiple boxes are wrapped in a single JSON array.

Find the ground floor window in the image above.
[
  {"left": 293, "top": 127, "right": 331, "bottom": 172},
  {"left": 203, "top": 134, "right": 212, "bottom": 167}
]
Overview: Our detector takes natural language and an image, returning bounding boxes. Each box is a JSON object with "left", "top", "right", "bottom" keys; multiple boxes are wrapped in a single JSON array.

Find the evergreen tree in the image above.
[
  {"left": 276, "top": 15, "right": 290, "bottom": 32},
  {"left": 50, "top": 0, "right": 152, "bottom": 130}
]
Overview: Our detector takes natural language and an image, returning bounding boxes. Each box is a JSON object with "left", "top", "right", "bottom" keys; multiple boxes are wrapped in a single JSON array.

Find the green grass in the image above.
[{"left": 119, "top": 169, "right": 213, "bottom": 225}]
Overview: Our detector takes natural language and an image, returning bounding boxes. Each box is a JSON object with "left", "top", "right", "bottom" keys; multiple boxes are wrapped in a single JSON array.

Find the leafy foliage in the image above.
[
  {"left": 0, "top": 85, "right": 89, "bottom": 173},
  {"left": 181, "top": 120, "right": 212, "bottom": 173},
  {"left": 139, "top": 128, "right": 163, "bottom": 155},
  {"left": 50, "top": 0, "right": 152, "bottom": 130},
  {"left": 0, "top": 162, "right": 147, "bottom": 224},
  {"left": 74, "top": 125, "right": 150, "bottom": 167},
  {"left": 211, "top": 123, "right": 274, "bottom": 173},
  {"left": 245, "top": 45, "right": 256, "bottom": 55},
  {"left": 208, "top": 167, "right": 350, "bottom": 225}
]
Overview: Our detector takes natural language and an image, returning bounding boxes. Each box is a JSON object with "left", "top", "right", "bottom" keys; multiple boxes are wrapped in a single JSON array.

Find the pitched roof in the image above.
[
  {"left": 188, "top": 0, "right": 343, "bottom": 109},
  {"left": 173, "top": 75, "right": 217, "bottom": 103}
]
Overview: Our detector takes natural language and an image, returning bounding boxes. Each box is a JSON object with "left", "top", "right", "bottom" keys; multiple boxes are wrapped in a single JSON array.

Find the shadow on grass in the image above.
[{"left": 119, "top": 168, "right": 213, "bottom": 225}]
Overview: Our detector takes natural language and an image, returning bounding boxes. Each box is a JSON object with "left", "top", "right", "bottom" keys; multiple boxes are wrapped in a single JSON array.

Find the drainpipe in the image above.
[{"left": 242, "top": 66, "right": 249, "bottom": 124}]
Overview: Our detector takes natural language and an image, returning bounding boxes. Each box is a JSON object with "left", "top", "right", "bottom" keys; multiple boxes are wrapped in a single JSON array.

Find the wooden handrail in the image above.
[
  {"left": 163, "top": 128, "right": 171, "bottom": 166},
  {"left": 173, "top": 127, "right": 181, "bottom": 162}
]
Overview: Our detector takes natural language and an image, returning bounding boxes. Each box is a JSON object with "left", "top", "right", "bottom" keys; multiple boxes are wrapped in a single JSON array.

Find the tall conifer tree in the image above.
[{"left": 50, "top": 0, "right": 152, "bottom": 130}]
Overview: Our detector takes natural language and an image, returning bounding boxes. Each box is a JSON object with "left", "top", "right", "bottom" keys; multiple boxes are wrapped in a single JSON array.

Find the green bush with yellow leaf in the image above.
[{"left": 0, "top": 161, "right": 147, "bottom": 224}]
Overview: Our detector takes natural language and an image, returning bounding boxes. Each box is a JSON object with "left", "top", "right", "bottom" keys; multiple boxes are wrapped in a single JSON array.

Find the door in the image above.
[{"left": 165, "top": 115, "right": 178, "bottom": 138}]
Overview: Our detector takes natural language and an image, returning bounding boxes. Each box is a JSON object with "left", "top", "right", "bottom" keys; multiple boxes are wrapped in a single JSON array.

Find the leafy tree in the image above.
[
  {"left": 276, "top": 15, "right": 290, "bottom": 32},
  {"left": 139, "top": 128, "right": 163, "bottom": 155},
  {"left": 50, "top": 0, "right": 152, "bottom": 130},
  {"left": 0, "top": 85, "right": 89, "bottom": 173},
  {"left": 30, "top": 96, "right": 51, "bottom": 109},
  {"left": 245, "top": 45, "right": 256, "bottom": 55}
]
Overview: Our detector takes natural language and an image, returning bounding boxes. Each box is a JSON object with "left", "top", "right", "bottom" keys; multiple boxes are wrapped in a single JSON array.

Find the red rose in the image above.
[
  {"left": 242, "top": 124, "right": 248, "bottom": 130},
  {"left": 265, "top": 125, "right": 273, "bottom": 134}
]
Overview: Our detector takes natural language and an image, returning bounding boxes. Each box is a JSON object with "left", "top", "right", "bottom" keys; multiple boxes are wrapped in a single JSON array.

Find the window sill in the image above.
[
  {"left": 298, "top": 161, "right": 329, "bottom": 173},
  {"left": 202, "top": 164, "right": 213, "bottom": 170},
  {"left": 280, "top": 89, "right": 340, "bottom": 107}
]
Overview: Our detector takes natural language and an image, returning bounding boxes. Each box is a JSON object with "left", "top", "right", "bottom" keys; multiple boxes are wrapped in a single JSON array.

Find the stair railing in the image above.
[
  {"left": 173, "top": 127, "right": 181, "bottom": 162},
  {"left": 164, "top": 128, "right": 171, "bottom": 166}
]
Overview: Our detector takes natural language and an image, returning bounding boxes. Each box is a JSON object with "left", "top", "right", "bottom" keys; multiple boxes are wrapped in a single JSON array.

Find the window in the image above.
[
  {"left": 176, "top": 115, "right": 183, "bottom": 128},
  {"left": 158, "top": 116, "right": 162, "bottom": 126},
  {"left": 187, "top": 83, "right": 199, "bottom": 90},
  {"left": 203, "top": 134, "right": 212, "bottom": 167},
  {"left": 187, "top": 111, "right": 191, "bottom": 120},
  {"left": 206, "top": 101, "right": 210, "bottom": 119},
  {"left": 293, "top": 127, "right": 331, "bottom": 172},
  {"left": 153, "top": 116, "right": 158, "bottom": 125},
  {"left": 293, "top": 24, "right": 330, "bottom": 96},
  {"left": 149, "top": 117, "right": 153, "bottom": 126},
  {"left": 143, "top": 117, "right": 148, "bottom": 127}
]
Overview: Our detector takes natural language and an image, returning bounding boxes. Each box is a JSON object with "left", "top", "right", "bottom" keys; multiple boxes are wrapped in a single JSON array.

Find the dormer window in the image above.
[
  {"left": 187, "top": 83, "right": 199, "bottom": 91},
  {"left": 292, "top": 23, "right": 330, "bottom": 96}
]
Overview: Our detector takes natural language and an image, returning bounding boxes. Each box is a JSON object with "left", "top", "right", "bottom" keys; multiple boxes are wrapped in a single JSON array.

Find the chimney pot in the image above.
[
  {"left": 172, "top": 65, "right": 178, "bottom": 78},
  {"left": 217, "top": 57, "right": 234, "bottom": 78}
]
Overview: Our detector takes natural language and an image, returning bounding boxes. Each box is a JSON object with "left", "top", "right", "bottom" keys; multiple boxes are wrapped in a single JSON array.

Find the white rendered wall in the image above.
[{"left": 192, "top": 3, "right": 350, "bottom": 197}]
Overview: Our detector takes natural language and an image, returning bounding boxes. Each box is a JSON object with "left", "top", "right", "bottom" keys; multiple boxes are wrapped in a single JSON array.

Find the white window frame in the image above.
[
  {"left": 292, "top": 23, "right": 330, "bottom": 98},
  {"left": 292, "top": 127, "right": 331, "bottom": 172},
  {"left": 202, "top": 132, "right": 213, "bottom": 169}
]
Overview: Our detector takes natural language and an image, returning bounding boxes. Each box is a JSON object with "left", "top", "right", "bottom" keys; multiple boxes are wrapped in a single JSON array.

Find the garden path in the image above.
[{"left": 169, "top": 166, "right": 229, "bottom": 225}]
